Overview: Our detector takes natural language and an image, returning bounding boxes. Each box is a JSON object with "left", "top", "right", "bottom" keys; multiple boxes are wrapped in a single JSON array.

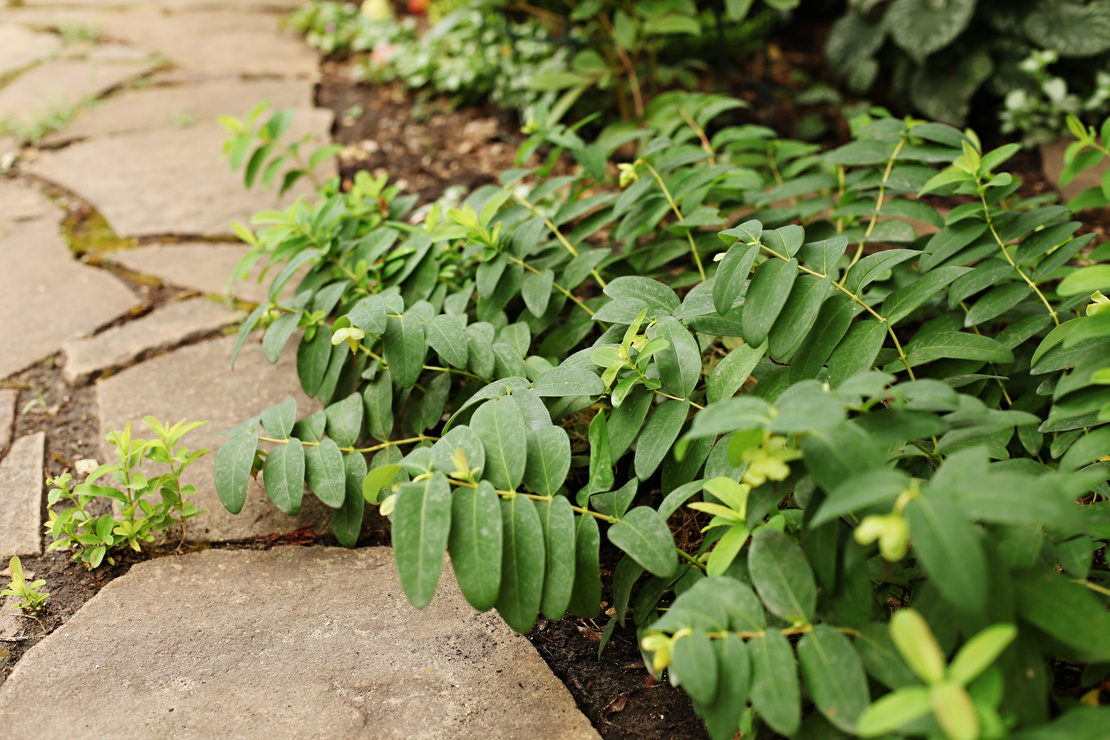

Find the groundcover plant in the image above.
[{"left": 215, "top": 95, "right": 1110, "bottom": 738}]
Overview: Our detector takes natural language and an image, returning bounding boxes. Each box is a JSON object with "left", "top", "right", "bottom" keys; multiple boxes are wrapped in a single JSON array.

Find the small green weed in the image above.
[{"left": 2, "top": 557, "right": 48, "bottom": 614}]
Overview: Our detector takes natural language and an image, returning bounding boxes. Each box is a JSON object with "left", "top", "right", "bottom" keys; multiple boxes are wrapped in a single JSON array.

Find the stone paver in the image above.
[
  {"left": 0, "top": 432, "right": 45, "bottom": 560},
  {"left": 30, "top": 112, "right": 335, "bottom": 237},
  {"left": 97, "top": 334, "right": 326, "bottom": 542},
  {"left": 0, "top": 24, "right": 62, "bottom": 78},
  {"left": 1041, "top": 140, "right": 1110, "bottom": 203},
  {"left": 61, "top": 297, "right": 238, "bottom": 385},
  {"left": 93, "top": 9, "right": 318, "bottom": 79},
  {"left": 0, "top": 390, "right": 15, "bottom": 454},
  {"left": 108, "top": 242, "right": 279, "bottom": 303},
  {"left": 0, "top": 547, "right": 599, "bottom": 739},
  {"left": 43, "top": 77, "right": 314, "bottom": 145},
  {"left": 23, "top": 0, "right": 304, "bottom": 8},
  {"left": 0, "top": 192, "right": 138, "bottom": 379},
  {"left": 0, "top": 58, "right": 151, "bottom": 128}
]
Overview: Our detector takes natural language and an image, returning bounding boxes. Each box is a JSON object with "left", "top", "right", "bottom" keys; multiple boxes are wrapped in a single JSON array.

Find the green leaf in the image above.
[
  {"left": 531, "top": 365, "right": 605, "bottom": 398},
  {"left": 362, "top": 462, "right": 400, "bottom": 504},
  {"left": 790, "top": 294, "right": 856, "bottom": 382},
  {"left": 603, "top": 276, "right": 680, "bottom": 314},
  {"left": 887, "top": 0, "right": 976, "bottom": 62},
  {"left": 1058, "top": 265, "right": 1110, "bottom": 295},
  {"left": 707, "top": 341, "right": 766, "bottom": 403},
  {"left": 260, "top": 398, "right": 296, "bottom": 440},
  {"left": 634, "top": 399, "right": 690, "bottom": 479},
  {"left": 948, "top": 624, "right": 1018, "bottom": 686},
  {"left": 797, "top": 625, "right": 870, "bottom": 732},
  {"left": 332, "top": 450, "right": 366, "bottom": 548},
  {"left": 882, "top": 266, "right": 972, "bottom": 326},
  {"left": 905, "top": 494, "right": 989, "bottom": 617},
  {"left": 768, "top": 274, "right": 831, "bottom": 360},
  {"left": 742, "top": 257, "right": 797, "bottom": 347},
  {"left": 750, "top": 630, "right": 801, "bottom": 737},
  {"left": 586, "top": 410, "right": 615, "bottom": 495},
  {"left": 425, "top": 314, "right": 468, "bottom": 369},
  {"left": 466, "top": 323, "right": 496, "bottom": 379},
  {"left": 305, "top": 437, "right": 346, "bottom": 508},
  {"left": 748, "top": 529, "right": 817, "bottom": 623},
  {"left": 652, "top": 316, "right": 701, "bottom": 399},
  {"left": 524, "top": 425, "right": 571, "bottom": 497},
  {"left": 431, "top": 425, "right": 486, "bottom": 479},
  {"left": 713, "top": 242, "right": 759, "bottom": 315},
  {"left": 901, "top": 331, "right": 1014, "bottom": 368},
  {"left": 262, "top": 439, "right": 305, "bottom": 516},
  {"left": 844, "top": 250, "right": 919, "bottom": 294},
  {"left": 671, "top": 630, "right": 719, "bottom": 705},
  {"left": 537, "top": 496, "right": 576, "bottom": 620},
  {"left": 568, "top": 513, "right": 602, "bottom": 618},
  {"left": 393, "top": 472, "right": 452, "bottom": 609},
  {"left": 232, "top": 304, "right": 267, "bottom": 369},
  {"left": 496, "top": 495, "right": 546, "bottom": 633},
  {"left": 801, "top": 420, "right": 886, "bottom": 493},
  {"left": 383, "top": 313, "right": 426, "bottom": 388},
  {"left": 297, "top": 325, "right": 332, "bottom": 397},
  {"left": 362, "top": 370, "right": 393, "bottom": 442},
  {"left": 471, "top": 397, "right": 528, "bottom": 491},
  {"left": 325, "top": 393, "right": 363, "bottom": 449},
  {"left": 348, "top": 295, "right": 387, "bottom": 335},
  {"left": 1013, "top": 568, "right": 1110, "bottom": 662},
  {"left": 214, "top": 427, "right": 259, "bottom": 515},
  {"left": 262, "top": 310, "right": 302, "bottom": 364},
  {"left": 448, "top": 480, "right": 502, "bottom": 612},
  {"left": 810, "top": 470, "right": 910, "bottom": 527},
  {"left": 699, "top": 634, "right": 751, "bottom": 740},
  {"left": 856, "top": 687, "right": 932, "bottom": 737},
  {"left": 1024, "top": 0, "right": 1110, "bottom": 57},
  {"left": 964, "top": 283, "right": 1031, "bottom": 327},
  {"left": 608, "top": 506, "right": 677, "bottom": 578},
  {"left": 522, "top": 268, "right": 555, "bottom": 317}
]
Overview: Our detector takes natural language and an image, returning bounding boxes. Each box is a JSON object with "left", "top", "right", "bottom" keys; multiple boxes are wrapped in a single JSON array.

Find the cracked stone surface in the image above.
[
  {"left": 0, "top": 547, "right": 600, "bottom": 739},
  {"left": 0, "top": 58, "right": 152, "bottom": 128},
  {"left": 29, "top": 112, "right": 334, "bottom": 237},
  {"left": 0, "top": 184, "right": 138, "bottom": 379},
  {"left": 96, "top": 335, "right": 328, "bottom": 542},
  {"left": 107, "top": 242, "right": 277, "bottom": 303},
  {"left": 0, "top": 23, "right": 62, "bottom": 78},
  {"left": 92, "top": 9, "right": 318, "bottom": 79},
  {"left": 0, "top": 390, "right": 15, "bottom": 454},
  {"left": 0, "top": 432, "right": 45, "bottom": 560},
  {"left": 43, "top": 77, "right": 314, "bottom": 145},
  {"left": 61, "top": 297, "right": 238, "bottom": 385}
]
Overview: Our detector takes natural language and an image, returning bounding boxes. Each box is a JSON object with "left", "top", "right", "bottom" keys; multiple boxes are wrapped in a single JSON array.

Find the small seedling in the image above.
[{"left": 2, "top": 557, "right": 48, "bottom": 614}]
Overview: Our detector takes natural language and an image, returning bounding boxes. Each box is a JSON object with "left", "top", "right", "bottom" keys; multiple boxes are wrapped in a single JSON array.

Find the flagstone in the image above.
[
  {"left": 0, "top": 390, "right": 15, "bottom": 454},
  {"left": 0, "top": 547, "right": 600, "bottom": 739},
  {"left": 96, "top": 335, "right": 328, "bottom": 542},
  {"left": 0, "top": 187, "right": 138, "bottom": 379},
  {"left": 0, "top": 433, "right": 45, "bottom": 560},
  {"left": 107, "top": 242, "right": 279, "bottom": 303},
  {"left": 28, "top": 111, "right": 334, "bottom": 238},
  {"left": 0, "top": 58, "right": 151, "bottom": 128},
  {"left": 44, "top": 77, "right": 314, "bottom": 144},
  {"left": 0, "top": 24, "right": 62, "bottom": 78},
  {"left": 61, "top": 297, "right": 237, "bottom": 385}
]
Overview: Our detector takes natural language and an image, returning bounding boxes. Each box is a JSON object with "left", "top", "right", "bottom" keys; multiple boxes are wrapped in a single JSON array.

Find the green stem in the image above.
[
  {"left": 512, "top": 192, "right": 608, "bottom": 289},
  {"left": 642, "top": 161, "right": 706, "bottom": 281}
]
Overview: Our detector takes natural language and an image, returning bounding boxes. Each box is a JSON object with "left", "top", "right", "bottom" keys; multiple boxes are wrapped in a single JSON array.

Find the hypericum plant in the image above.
[
  {"left": 827, "top": 0, "right": 1110, "bottom": 129},
  {"left": 1000, "top": 50, "right": 1110, "bottom": 146},
  {"left": 218, "top": 94, "right": 1110, "bottom": 737},
  {"left": 2, "top": 557, "right": 48, "bottom": 614},
  {"left": 220, "top": 103, "right": 342, "bottom": 196},
  {"left": 1059, "top": 112, "right": 1110, "bottom": 210},
  {"left": 45, "top": 418, "right": 208, "bottom": 569}
]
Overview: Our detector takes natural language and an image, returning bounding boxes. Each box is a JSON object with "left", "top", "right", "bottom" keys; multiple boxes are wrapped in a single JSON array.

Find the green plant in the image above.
[
  {"left": 217, "top": 97, "right": 1110, "bottom": 737},
  {"left": 827, "top": 0, "right": 1110, "bottom": 130},
  {"left": 2, "top": 557, "right": 48, "bottom": 614},
  {"left": 220, "top": 103, "right": 342, "bottom": 196},
  {"left": 45, "top": 418, "right": 209, "bottom": 569},
  {"left": 1, "top": 104, "right": 82, "bottom": 145},
  {"left": 1059, "top": 112, "right": 1110, "bottom": 209},
  {"left": 1000, "top": 50, "right": 1110, "bottom": 146}
]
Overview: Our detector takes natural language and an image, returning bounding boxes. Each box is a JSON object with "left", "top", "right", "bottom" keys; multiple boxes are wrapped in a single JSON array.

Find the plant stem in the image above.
[
  {"left": 642, "top": 161, "right": 706, "bottom": 281},
  {"left": 844, "top": 137, "right": 905, "bottom": 274},
  {"left": 512, "top": 192, "right": 607, "bottom": 288}
]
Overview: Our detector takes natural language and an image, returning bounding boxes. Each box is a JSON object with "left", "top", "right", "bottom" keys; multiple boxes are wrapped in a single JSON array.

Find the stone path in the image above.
[{"left": 0, "top": 2, "right": 598, "bottom": 736}]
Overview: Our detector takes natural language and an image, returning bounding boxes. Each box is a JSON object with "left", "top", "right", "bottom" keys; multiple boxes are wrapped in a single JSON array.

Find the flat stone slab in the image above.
[
  {"left": 0, "top": 389, "right": 15, "bottom": 454},
  {"left": 22, "top": 0, "right": 304, "bottom": 9},
  {"left": 62, "top": 297, "right": 237, "bottom": 385},
  {"left": 108, "top": 242, "right": 279, "bottom": 303},
  {"left": 93, "top": 9, "right": 318, "bottom": 79},
  {"left": 0, "top": 191, "right": 138, "bottom": 379},
  {"left": 0, "top": 23, "right": 63, "bottom": 78},
  {"left": 0, "top": 432, "right": 45, "bottom": 560},
  {"left": 0, "top": 547, "right": 599, "bottom": 739},
  {"left": 97, "top": 334, "right": 325, "bottom": 542},
  {"left": 30, "top": 112, "right": 335, "bottom": 237},
  {"left": 44, "top": 77, "right": 314, "bottom": 145},
  {"left": 0, "top": 58, "right": 150, "bottom": 127}
]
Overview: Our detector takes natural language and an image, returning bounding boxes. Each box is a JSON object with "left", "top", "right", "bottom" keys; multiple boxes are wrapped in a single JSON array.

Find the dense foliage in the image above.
[
  {"left": 828, "top": 0, "right": 1110, "bottom": 140},
  {"left": 217, "top": 91, "right": 1110, "bottom": 737}
]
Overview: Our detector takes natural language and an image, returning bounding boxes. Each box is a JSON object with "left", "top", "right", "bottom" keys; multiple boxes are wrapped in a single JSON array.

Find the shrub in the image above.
[
  {"left": 827, "top": 0, "right": 1110, "bottom": 137},
  {"left": 217, "top": 97, "right": 1110, "bottom": 737}
]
